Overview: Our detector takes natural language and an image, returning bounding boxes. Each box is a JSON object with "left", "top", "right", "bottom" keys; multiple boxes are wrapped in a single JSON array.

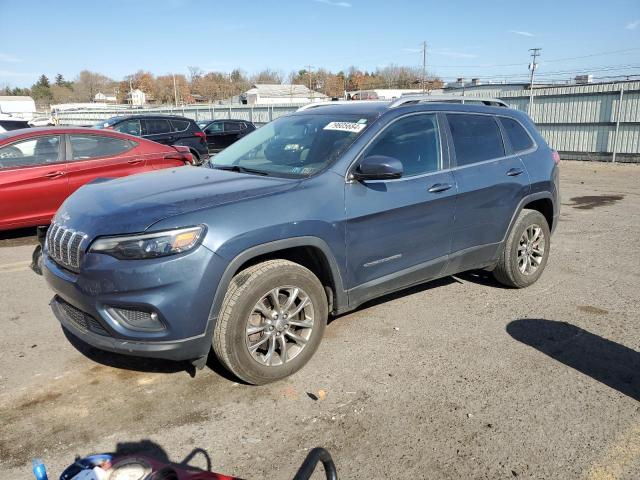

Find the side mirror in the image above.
[{"left": 353, "top": 155, "right": 403, "bottom": 181}]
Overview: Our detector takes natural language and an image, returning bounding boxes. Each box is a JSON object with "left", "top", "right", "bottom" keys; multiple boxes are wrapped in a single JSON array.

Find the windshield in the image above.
[{"left": 209, "top": 114, "right": 372, "bottom": 178}]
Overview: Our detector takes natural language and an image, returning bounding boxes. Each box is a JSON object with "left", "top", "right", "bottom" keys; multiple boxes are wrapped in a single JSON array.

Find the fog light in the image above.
[{"left": 107, "top": 307, "right": 165, "bottom": 331}]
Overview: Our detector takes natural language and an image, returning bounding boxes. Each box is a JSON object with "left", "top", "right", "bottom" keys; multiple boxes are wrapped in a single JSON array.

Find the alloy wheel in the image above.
[
  {"left": 245, "top": 286, "right": 314, "bottom": 366},
  {"left": 517, "top": 224, "right": 545, "bottom": 275}
]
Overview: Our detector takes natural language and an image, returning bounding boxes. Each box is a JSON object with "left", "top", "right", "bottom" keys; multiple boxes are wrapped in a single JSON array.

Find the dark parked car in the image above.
[
  {"left": 199, "top": 119, "right": 255, "bottom": 153},
  {"left": 44, "top": 97, "right": 559, "bottom": 385},
  {"left": 97, "top": 115, "right": 209, "bottom": 165},
  {"left": 0, "top": 117, "right": 30, "bottom": 132}
]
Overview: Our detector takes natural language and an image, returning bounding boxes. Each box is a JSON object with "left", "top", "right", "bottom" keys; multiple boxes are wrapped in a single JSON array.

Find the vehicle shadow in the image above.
[
  {"left": 0, "top": 226, "right": 38, "bottom": 247},
  {"left": 506, "top": 319, "right": 640, "bottom": 401},
  {"left": 63, "top": 327, "right": 239, "bottom": 381},
  {"left": 455, "top": 269, "right": 506, "bottom": 288},
  {"left": 330, "top": 276, "right": 461, "bottom": 324}
]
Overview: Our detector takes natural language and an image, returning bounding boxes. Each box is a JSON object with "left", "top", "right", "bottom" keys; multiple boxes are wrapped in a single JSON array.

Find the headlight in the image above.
[{"left": 89, "top": 226, "right": 205, "bottom": 260}]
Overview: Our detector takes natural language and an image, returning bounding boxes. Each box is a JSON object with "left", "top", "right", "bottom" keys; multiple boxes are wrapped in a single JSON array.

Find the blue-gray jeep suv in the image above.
[{"left": 44, "top": 98, "right": 560, "bottom": 384}]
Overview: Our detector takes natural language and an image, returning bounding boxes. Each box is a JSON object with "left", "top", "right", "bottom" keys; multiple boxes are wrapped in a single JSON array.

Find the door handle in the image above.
[
  {"left": 506, "top": 168, "right": 524, "bottom": 176},
  {"left": 43, "top": 171, "right": 65, "bottom": 178},
  {"left": 428, "top": 183, "right": 453, "bottom": 193},
  {"left": 127, "top": 159, "right": 143, "bottom": 164}
]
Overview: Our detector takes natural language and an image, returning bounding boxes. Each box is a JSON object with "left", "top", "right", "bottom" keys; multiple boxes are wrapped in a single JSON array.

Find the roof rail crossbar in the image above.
[{"left": 388, "top": 94, "right": 508, "bottom": 108}]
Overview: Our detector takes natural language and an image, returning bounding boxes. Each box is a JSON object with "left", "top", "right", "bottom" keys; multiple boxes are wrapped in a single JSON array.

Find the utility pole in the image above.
[
  {"left": 528, "top": 48, "right": 541, "bottom": 115},
  {"left": 306, "top": 65, "right": 314, "bottom": 101},
  {"left": 173, "top": 74, "right": 178, "bottom": 107},
  {"left": 421, "top": 41, "right": 427, "bottom": 93}
]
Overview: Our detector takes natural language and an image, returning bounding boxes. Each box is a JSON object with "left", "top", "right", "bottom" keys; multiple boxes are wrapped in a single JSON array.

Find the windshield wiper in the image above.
[{"left": 211, "top": 164, "right": 270, "bottom": 176}]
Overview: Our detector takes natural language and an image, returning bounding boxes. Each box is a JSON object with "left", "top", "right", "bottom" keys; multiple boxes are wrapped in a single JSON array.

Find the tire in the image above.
[
  {"left": 212, "top": 259, "right": 328, "bottom": 385},
  {"left": 493, "top": 209, "right": 551, "bottom": 288},
  {"left": 30, "top": 244, "right": 43, "bottom": 275},
  {"left": 189, "top": 150, "right": 201, "bottom": 166}
]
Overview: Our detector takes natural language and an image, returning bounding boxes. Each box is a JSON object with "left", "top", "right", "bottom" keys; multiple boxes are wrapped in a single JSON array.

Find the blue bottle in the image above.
[{"left": 32, "top": 458, "right": 48, "bottom": 480}]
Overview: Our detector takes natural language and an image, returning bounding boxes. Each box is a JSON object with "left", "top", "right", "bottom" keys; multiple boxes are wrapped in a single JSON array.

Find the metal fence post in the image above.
[{"left": 611, "top": 85, "right": 624, "bottom": 163}]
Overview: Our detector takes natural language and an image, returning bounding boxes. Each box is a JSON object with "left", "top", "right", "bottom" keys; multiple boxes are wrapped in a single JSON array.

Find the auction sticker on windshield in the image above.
[{"left": 323, "top": 121, "right": 366, "bottom": 133}]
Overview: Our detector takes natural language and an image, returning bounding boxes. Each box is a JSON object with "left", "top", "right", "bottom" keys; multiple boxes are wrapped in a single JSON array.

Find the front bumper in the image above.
[{"left": 43, "top": 245, "right": 224, "bottom": 361}]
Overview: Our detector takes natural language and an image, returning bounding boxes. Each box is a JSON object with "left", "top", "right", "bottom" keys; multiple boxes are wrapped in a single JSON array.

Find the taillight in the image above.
[
  {"left": 551, "top": 150, "right": 560, "bottom": 164},
  {"left": 194, "top": 131, "right": 206, "bottom": 139},
  {"left": 164, "top": 153, "right": 193, "bottom": 165}
]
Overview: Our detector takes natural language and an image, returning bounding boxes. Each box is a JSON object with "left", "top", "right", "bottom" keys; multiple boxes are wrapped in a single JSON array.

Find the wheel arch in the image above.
[
  {"left": 504, "top": 192, "right": 555, "bottom": 242},
  {"left": 208, "top": 237, "right": 347, "bottom": 326}
]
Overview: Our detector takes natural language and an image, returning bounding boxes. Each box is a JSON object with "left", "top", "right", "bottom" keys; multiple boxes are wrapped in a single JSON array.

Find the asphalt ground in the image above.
[{"left": 1, "top": 160, "right": 638, "bottom": 479}]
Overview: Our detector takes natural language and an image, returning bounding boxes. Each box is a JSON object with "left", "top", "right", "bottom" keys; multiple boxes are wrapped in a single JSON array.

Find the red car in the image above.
[{"left": 0, "top": 127, "right": 193, "bottom": 231}]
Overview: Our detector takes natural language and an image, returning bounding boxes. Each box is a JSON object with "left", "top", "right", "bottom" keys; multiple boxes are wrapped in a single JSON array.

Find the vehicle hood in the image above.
[{"left": 54, "top": 167, "right": 299, "bottom": 236}]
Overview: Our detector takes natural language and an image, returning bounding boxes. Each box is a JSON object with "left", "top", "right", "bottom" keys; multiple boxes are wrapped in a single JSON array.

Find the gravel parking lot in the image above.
[{"left": 1, "top": 161, "right": 638, "bottom": 479}]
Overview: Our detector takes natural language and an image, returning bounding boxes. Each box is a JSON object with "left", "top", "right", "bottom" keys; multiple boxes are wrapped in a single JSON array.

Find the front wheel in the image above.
[
  {"left": 493, "top": 209, "right": 551, "bottom": 288},
  {"left": 212, "top": 260, "right": 328, "bottom": 385}
]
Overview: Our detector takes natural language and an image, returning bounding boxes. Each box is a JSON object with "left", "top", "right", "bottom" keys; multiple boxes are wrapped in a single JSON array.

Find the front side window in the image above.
[
  {"left": 447, "top": 114, "right": 505, "bottom": 166},
  {"left": 500, "top": 117, "right": 534, "bottom": 152},
  {"left": 210, "top": 114, "right": 373, "bottom": 178},
  {"left": 364, "top": 114, "right": 441, "bottom": 177},
  {"left": 145, "top": 119, "right": 171, "bottom": 135},
  {"left": 0, "top": 135, "right": 61, "bottom": 169},
  {"left": 69, "top": 135, "right": 134, "bottom": 160},
  {"left": 113, "top": 119, "right": 141, "bottom": 136}
]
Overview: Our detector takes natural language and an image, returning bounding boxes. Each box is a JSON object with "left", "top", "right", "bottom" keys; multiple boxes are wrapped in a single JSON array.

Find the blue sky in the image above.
[{"left": 1, "top": 0, "right": 639, "bottom": 87}]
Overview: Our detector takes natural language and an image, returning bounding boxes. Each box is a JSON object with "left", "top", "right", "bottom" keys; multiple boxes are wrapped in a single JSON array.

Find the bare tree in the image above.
[{"left": 72, "top": 70, "right": 115, "bottom": 102}]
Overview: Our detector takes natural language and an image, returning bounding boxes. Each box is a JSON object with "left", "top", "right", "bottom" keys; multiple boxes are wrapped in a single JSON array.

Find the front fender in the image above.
[{"left": 207, "top": 236, "right": 348, "bottom": 324}]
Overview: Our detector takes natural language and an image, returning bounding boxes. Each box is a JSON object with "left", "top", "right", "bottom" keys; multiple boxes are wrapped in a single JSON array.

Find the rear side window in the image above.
[
  {"left": 224, "top": 121, "right": 241, "bottom": 132},
  {"left": 145, "top": 119, "right": 171, "bottom": 135},
  {"left": 500, "top": 117, "right": 534, "bottom": 152},
  {"left": 365, "top": 113, "right": 441, "bottom": 177},
  {"left": 113, "top": 119, "right": 141, "bottom": 136},
  {"left": 69, "top": 135, "right": 134, "bottom": 160},
  {"left": 0, "top": 135, "right": 61, "bottom": 169},
  {"left": 171, "top": 119, "right": 190, "bottom": 132},
  {"left": 447, "top": 114, "right": 505, "bottom": 166}
]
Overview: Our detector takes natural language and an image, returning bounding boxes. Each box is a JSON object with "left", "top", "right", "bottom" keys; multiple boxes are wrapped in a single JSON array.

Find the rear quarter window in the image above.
[
  {"left": 447, "top": 113, "right": 505, "bottom": 166},
  {"left": 171, "top": 119, "right": 191, "bottom": 132},
  {"left": 500, "top": 117, "right": 534, "bottom": 152}
]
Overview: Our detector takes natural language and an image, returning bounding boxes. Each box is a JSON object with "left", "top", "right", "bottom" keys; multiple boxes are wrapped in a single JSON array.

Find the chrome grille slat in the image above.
[
  {"left": 47, "top": 222, "right": 88, "bottom": 270},
  {"left": 53, "top": 225, "right": 64, "bottom": 260}
]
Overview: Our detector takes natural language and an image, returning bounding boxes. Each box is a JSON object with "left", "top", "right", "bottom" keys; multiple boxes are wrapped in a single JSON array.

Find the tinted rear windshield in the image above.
[
  {"left": 0, "top": 120, "right": 30, "bottom": 131},
  {"left": 209, "top": 114, "right": 373, "bottom": 178}
]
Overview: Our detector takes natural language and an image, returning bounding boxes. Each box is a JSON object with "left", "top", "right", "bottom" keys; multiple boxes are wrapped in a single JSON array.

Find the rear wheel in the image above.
[
  {"left": 493, "top": 209, "right": 551, "bottom": 288},
  {"left": 212, "top": 260, "right": 328, "bottom": 385},
  {"left": 189, "top": 150, "right": 201, "bottom": 165}
]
